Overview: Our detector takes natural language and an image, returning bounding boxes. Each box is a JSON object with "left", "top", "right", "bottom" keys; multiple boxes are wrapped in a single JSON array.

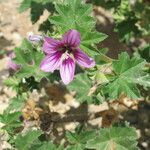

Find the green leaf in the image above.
[
  {"left": 13, "top": 39, "right": 33, "bottom": 65},
  {"left": 19, "top": 0, "right": 31, "bottom": 13},
  {"left": 86, "top": 126, "right": 139, "bottom": 150},
  {"left": 4, "top": 77, "right": 20, "bottom": 88},
  {"left": 0, "top": 111, "right": 21, "bottom": 124},
  {"left": 35, "top": 142, "right": 57, "bottom": 150},
  {"left": 114, "top": 17, "right": 139, "bottom": 43},
  {"left": 106, "top": 52, "right": 150, "bottom": 99},
  {"left": 80, "top": 45, "right": 99, "bottom": 56},
  {"left": 66, "top": 130, "right": 95, "bottom": 150},
  {"left": 30, "top": 1, "right": 45, "bottom": 23},
  {"left": 31, "top": 1, "right": 54, "bottom": 24},
  {"left": 68, "top": 73, "right": 93, "bottom": 103},
  {"left": 5, "top": 96, "right": 25, "bottom": 113},
  {"left": 106, "top": 78, "right": 141, "bottom": 100},
  {"left": 13, "top": 39, "right": 48, "bottom": 81},
  {"left": 80, "top": 32, "right": 107, "bottom": 56},
  {"left": 81, "top": 32, "right": 107, "bottom": 45},
  {"left": 0, "top": 111, "right": 22, "bottom": 132},
  {"left": 50, "top": 0, "right": 107, "bottom": 57},
  {"left": 50, "top": 1, "right": 95, "bottom": 31},
  {"left": 21, "top": 38, "right": 33, "bottom": 50},
  {"left": 133, "top": 74, "right": 150, "bottom": 87},
  {"left": 32, "top": 141, "right": 63, "bottom": 150},
  {"left": 66, "top": 131, "right": 95, "bottom": 144},
  {"left": 19, "top": 0, "right": 55, "bottom": 23},
  {"left": 112, "top": 0, "right": 150, "bottom": 43},
  {"left": 15, "top": 130, "right": 42, "bottom": 150},
  {"left": 138, "top": 44, "right": 150, "bottom": 62},
  {"left": 66, "top": 145, "right": 84, "bottom": 150}
]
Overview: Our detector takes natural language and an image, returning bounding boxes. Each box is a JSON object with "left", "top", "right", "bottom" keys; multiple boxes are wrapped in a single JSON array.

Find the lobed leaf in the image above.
[
  {"left": 106, "top": 52, "right": 150, "bottom": 99},
  {"left": 86, "top": 126, "right": 139, "bottom": 150},
  {"left": 66, "top": 129, "right": 95, "bottom": 150},
  {"left": 13, "top": 39, "right": 48, "bottom": 81},
  {"left": 15, "top": 130, "right": 42, "bottom": 150},
  {"left": 50, "top": 0, "right": 107, "bottom": 57},
  {"left": 68, "top": 73, "right": 93, "bottom": 103}
]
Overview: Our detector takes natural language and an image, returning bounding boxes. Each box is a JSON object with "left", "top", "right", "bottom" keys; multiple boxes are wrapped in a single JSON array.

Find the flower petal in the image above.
[
  {"left": 40, "top": 52, "right": 62, "bottom": 72},
  {"left": 8, "top": 60, "right": 20, "bottom": 71},
  {"left": 60, "top": 57, "right": 75, "bottom": 85},
  {"left": 8, "top": 52, "right": 20, "bottom": 71},
  {"left": 43, "top": 36, "right": 60, "bottom": 54},
  {"left": 74, "top": 49, "right": 95, "bottom": 68},
  {"left": 62, "top": 29, "right": 81, "bottom": 47},
  {"left": 28, "top": 35, "right": 42, "bottom": 42}
]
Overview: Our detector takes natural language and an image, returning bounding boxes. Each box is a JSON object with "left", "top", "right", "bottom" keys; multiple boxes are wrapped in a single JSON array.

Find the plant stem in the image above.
[{"left": 99, "top": 52, "right": 114, "bottom": 63}]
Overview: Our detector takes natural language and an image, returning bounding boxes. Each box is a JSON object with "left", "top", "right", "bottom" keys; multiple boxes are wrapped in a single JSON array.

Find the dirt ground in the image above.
[
  {"left": 0, "top": 0, "right": 42, "bottom": 51},
  {"left": 0, "top": 0, "right": 149, "bottom": 150}
]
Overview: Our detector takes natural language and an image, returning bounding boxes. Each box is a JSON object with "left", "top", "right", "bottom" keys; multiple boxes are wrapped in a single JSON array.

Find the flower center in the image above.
[
  {"left": 58, "top": 44, "right": 76, "bottom": 61},
  {"left": 59, "top": 44, "right": 74, "bottom": 54},
  {"left": 61, "top": 51, "right": 74, "bottom": 61}
]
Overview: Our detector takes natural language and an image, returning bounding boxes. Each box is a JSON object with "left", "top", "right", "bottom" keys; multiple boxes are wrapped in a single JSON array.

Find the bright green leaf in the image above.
[
  {"left": 5, "top": 96, "right": 25, "bottom": 113},
  {"left": 0, "top": 111, "right": 22, "bottom": 133},
  {"left": 66, "top": 144, "right": 84, "bottom": 150},
  {"left": 86, "top": 126, "right": 139, "bottom": 150},
  {"left": 15, "top": 130, "right": 42, "bottom": 150},
  {"left": 106, "top": 52, "right": 150, "bottom": 99},
  {"left": 68, "top": 73, "right": 93, "bottom": 103},
  {"left": 36, "top": 142, "right": 57, "bottom": 150},
  {"left": 66, "top": 129, "right": 95, "bottom": 150},
  {"left": 13, "top": 39, "right": 48, "bottom": 81},
  {"left": 4, "top": 77, "right": 20, "bottom": 88},
  {"left": 50, "top": 0, "right": 107, "bottom": 57},
  {"left": 19, "top": 0, "right": 31, "bottom": 13}
]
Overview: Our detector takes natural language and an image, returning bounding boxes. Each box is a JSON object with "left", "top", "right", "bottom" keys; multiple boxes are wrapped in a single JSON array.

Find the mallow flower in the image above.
[
  {"left": 40, "top": 29, "right": 95, "bottom": 84},
  {"left": 8, "top": 52, "right": 20, "bottom": 71},
  {"left": 28, "top": 34, "right": 43, "bottom": 43}
]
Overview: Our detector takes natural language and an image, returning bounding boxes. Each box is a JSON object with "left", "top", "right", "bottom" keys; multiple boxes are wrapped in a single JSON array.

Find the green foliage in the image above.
[
  {"left": 114, "top": 17, "right": 140, "bottom": 43},
  {"left": 31, "top": 1, "right": 54, "bottom": 24},
  {"left": 65, "top": 126, "right": 139, "bottom": 150},
  {"left": 3, "top": 0, "right": 149, "bottom": 149},
  {"left": 67, "top": 70, "right": 106, "bottom": 104},
  {"left": 86, "top": 126, "right": 139, "bottom": 150},
  {"left": 113, "top": 0, "right": 140, "bottom": 43},
  {"left": 135, "top": 44, "right": 150, "bottom": 62},
  {"left": 6, "top": 96, "right": 25, "bottom": 113},
  {"left": 0, "top": 49, "right": 7, "bottom": 57},
  {"left": 133, "top": 0, "right": 150, "bottom": 35},
  {"left": 91, "top": 0, "right": 150, "bottom": 43},
  {"left": 13, "top": 39, "right": 48, "bottom": 81},
  {"left": 66, "top": 128, "right": 95, "bottom": 150},
  {"left": 0, "top": 95, "right": 26, "bottom": 146},
  {"left": 50, "top": 0, "right": 107, "bottom": 57},
  {"left": 116, "top": 0, "right": 150, "bottom": 42},
  {"left": 68, "top": 73, "right": 93, "bottom": 103},
  {"left": 19, "top": 0, "right": 55, "bottom": 24},
  {"left": 14, "top": 129, "right": 64, "bottom": 150},
  {"left": 19, "top": 0, "right": 31, "bottom": 13},
  {"left": 4, "top": 77, "right": 21, "bottom": 91},
  {"left": 0, "top": 111, "right": 22, "bottom": 134},
  {"left": 106, "top": 52, "right": 150, "bottom": 99},
  {"left": 35, "top": 142, "right": 57, "bottom": 150},
  {"left": 15, "top": 129, "right": 42, "bottom": 150},
  {"left": 50, "top": 0, "right": 95, "bottom": 31},
  {"left": 89, "top": 0, "right": 121, "bottom": 9}
]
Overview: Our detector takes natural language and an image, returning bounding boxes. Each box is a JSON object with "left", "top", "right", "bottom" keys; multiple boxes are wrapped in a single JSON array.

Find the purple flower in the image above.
[
  {"left": 40, "top": 29, "right": 95, "bottom": 84},
  {"left": 28, "top": 35, "right": 43, "bottom": 43},
  {"left": 8, "top": 52, "right": 20, "bottom": 71}
]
